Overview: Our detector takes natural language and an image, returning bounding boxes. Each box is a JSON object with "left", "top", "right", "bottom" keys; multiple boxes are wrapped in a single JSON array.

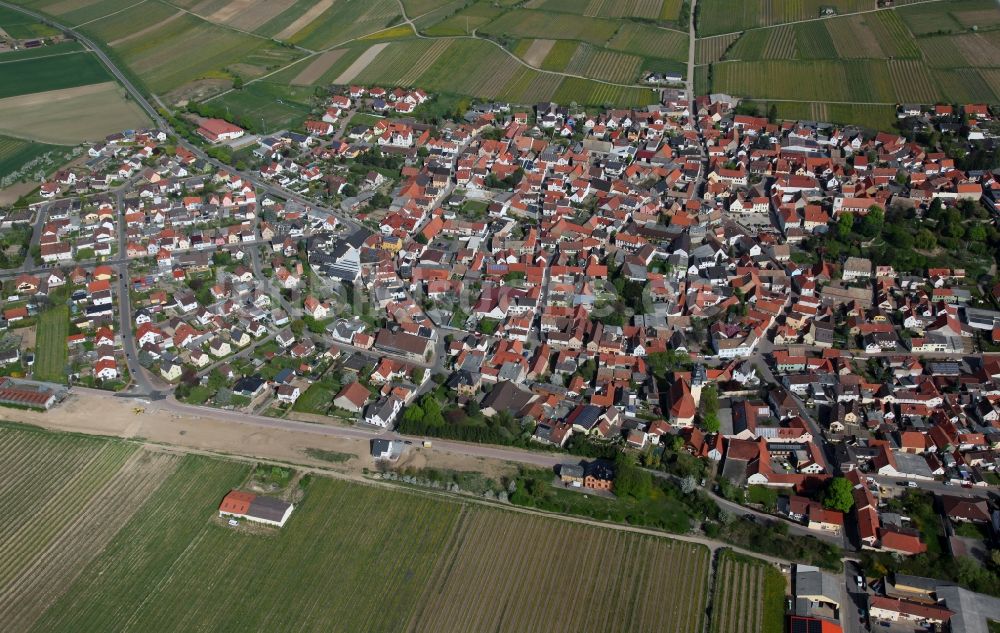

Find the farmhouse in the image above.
[
  {"left": 197, "top": 119, "right": 245, "bottom": 143},
  {"left": 218, "top": 490, "right": 294, "bottom": 527}
]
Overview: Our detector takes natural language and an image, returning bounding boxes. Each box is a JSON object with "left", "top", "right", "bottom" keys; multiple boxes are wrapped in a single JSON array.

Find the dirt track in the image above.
[{"left": 0, "top": 391, "right": 519, "bottom": 480}]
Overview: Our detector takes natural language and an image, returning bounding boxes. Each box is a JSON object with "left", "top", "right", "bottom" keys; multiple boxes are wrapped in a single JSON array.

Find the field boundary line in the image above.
[
  {"left": 73, "top": 0, "right": 148, "bottom": 28},
  {"left": 0, "top": 49, "right": 85, "bottom": 64}
]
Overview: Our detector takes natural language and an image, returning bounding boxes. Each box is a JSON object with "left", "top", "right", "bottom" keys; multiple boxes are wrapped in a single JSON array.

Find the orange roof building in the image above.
[{"left": 219, "top": 490, "right": 255, "bottom": 515}]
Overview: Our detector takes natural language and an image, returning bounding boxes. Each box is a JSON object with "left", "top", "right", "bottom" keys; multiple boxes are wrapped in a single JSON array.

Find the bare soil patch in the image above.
[
  {"left": 0, "top": 391, "right": 519, "bottom": 480},
  {"left": 162, "top": 77, "right": 232, "bottom": 106},
  {"left": 0, "top": 82, "right": 149, "bottom": 144},
  {"left": 333, "top": 43, "right": 388, "bottom": 84},
  {"left": 275, "top": 0, "right": 333, "bottom": 41},
  {"left": 522, "top": 38, "right": 555, "bottom": 66},
  {"left": 0, "top": 182, "right": 37, "bottom": 206},
  {"left": 291, "top": 48, "right": 346, "bottom": 85}
]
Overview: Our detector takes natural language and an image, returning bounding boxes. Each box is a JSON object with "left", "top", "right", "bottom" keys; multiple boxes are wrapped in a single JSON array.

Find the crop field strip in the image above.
[
  {"left": 0, "top": 49, "right": 111, "bottom": 99},
  {"left": 827, "top": 15, "right": 884, "bottom": 59},
  {"left": 408, "top": 508, "right": 710, "bottom": 633},
  {"left": 711, "top": 554, "right": 768, "bottom": 633},
  {"left": 607, "top": 22, "right": 688, "bottom": 62},
  {"left": 565, "top": 43, "right": 643, "bottom": 84},
  {"left": 33, "top": 305, "right": 68, "bottom": 383},
  {"left": 696, "top": 33, "right": 739, "bottom": 64}
]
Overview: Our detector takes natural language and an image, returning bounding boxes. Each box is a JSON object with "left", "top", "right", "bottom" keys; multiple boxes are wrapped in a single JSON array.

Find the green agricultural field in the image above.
[
  {"left": 422, "top": 2, "right": 505, "bottom": 36},
  {"left": 401, "top": 0, "right": 456, "bottom": 16},
  {"left": 212, "top": 81, "right": 316, "bottom": 134},
  {"left": 794, "top": 21, "right": 837, "bottom": 59},
  {"left": 564, "top": 43, "right": 644, "bottom": 83},
  {"left": 710, "top": 550, "right": 785, "bottom": 633},
  {"left": 0, "top": 135, "right": 66, "bottom": 180},
  {"left": 897, "top": 0, "right": 1000, "bottom": 35},
  {"left": 478, "top": 9, "right": 619, "bottom": 45},
  {"left": 53, "top": 0, "right": 141, "bottom": 26},
  {"left": 541, "top": 39, "right": 580, "bottom": 70},
  {"left": 0, "top": 4, "right": 58, "bottom": 38},
  {"left": 749, "top": 100, "right": 897, "bottom": 130},
  {"left": 110, "top": 13, "right": 299, "bottom": 96},
  {"left": 289, "top": 0, "right": 400, "bottom": 50},
  {"left": 528, "top": 0, "right": 667, "bottom": 20},
  {"left": 554, "top": 77, "right": 660, "bottom": 107},
  {"left": 606, "top": 22, "right": 688, "bottom": 63},
  {"left": 79, "top": 1, "right": 182, "bottom": 46},
  {"left": 0, "top": 51, "right": 110, "bottom": 99},
  {"left": 32, "top": 305, "right": 69, "bottom": 384},
  {"left": 697, "top": 0, "right": 878, "bottom": 36},
  {"left": 6, "top": 423, "right": 715, "bottom": 633},
  {"left": 711, "top": 59, "right": 920, "bottom": 103}
]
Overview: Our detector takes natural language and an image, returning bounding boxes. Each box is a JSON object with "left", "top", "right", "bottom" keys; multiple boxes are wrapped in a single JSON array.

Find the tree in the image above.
[
  {"left": 680, "top": 475, "right": 697, "bottom": 494},
  {"left": 614, "top": 453, "right": 652, "bottom": 499},
  {"left": 701, "top": 412, "right": 721, "bottom": 434},
  {"left": 914, "top": 228, "right": 937, "bottom": 250},
  {"left": 402, "top": 404, "right": 424, "bottom": 425},
  {"left": 822, "top": 477, "right": 855, "bottom": 513},
  {"left": 767, "top": 104, "right": 778, "bottom": 124},
  {"left": 233, "top": 76, "right": 244, "bottom": 90},
  {"left": 837, "top": 213, "right": 853, "bottom": 239},
  {"left": 858, "top": 206, "right": 884, "bottom": 237}
]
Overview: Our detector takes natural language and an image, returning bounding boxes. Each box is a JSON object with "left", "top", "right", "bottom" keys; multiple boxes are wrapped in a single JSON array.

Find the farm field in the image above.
[
  {"left": 0, "top": 135, "right": 65, "bottom": 180},
  {"left": 696, "top": 0, "right": 878, "bottom": 36},
  {"left": 0, "top": 432, "right": 181, "bottom": 632},
  {"left": 749, "top": 100, "right": 897, "bottom": 130},
  {"left": 607, "top": 22, "right": 688, "bottom": 63},
  {"left": 710, "top": 551, "right": 786, "bottom": 633},
  {"left": 0, "top": 82, "right": 149, "bottom": 144},
  {"left": 478, "top": 9, "right": 620, "bottom": 45},
  {"left": 409, "top": 509, "right": 711, "bottom": 633},
  {"left": 526, "top": 0, "right": 669, "bottom": 20},
  {"left": 697, "top": 0, "right": 1000, "bottom": 130},
  {"left": 0, "top": 50, "right": 110, "bottom": 99},
  {"left": 32, "top": 305, "right": 69, "bottom": 384},
  {"left": 286, "top": 0, "right": 400, "bottom": 50},
  {"left": 107, "top": 12, "right": 302, "bottom": 96},
  {"left": 0, "top": 4, "right": 58, "bottom": 38},
  {"left": 8, "top": 423, "right": 717, "bottom": 633},
  {"left": 897, "top": 0, "right": 1000, "bottom": 35},
  {"left": 422, "top": 2, "right": 504, "bottom": 36}
]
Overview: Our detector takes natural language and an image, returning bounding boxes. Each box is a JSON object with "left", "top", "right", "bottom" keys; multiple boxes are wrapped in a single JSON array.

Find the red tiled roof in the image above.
[{"left": 219, "top": 490, "right": 255, "bottom": 515}]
